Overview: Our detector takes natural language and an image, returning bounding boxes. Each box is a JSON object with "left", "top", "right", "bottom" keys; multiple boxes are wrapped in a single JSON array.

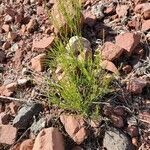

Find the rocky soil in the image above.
[{"left": 0, "top": 0, "right": 150, "bottom": 150}]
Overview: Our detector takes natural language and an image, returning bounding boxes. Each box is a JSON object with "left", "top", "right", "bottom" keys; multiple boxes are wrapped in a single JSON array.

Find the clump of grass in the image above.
[
  {"left": 47, "top": 0, "right": 113, "bottom": 117},
  {"left": 49, "top": 0, "right": 82, "bottom": 37}
]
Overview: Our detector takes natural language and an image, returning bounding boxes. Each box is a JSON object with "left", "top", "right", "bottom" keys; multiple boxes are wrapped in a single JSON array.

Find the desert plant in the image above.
[{"left": 46, "top": 0, "right": 113, "bottom": 117}]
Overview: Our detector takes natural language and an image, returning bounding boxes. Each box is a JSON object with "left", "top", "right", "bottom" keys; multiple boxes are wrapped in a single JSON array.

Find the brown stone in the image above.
[
  {"left": 0, "top": 125, "right": 17, "bottom": 145},
  {"left": 101, "top": 60, "right": 118, "bottom": 74},
  {"left": 31, "top": 53, "right": 46, "bottom": 72},
  {"left": 32, "top": 36, "right": 55, "bottom": 50},
  {"left": 103, "top": 105, "right": 113, "bottom": 117},
  {"left": 20, "top": 139, "right": 34, "bottom": 150},
  {"left": 101, "top": 42, "right": 124, "bottom": 61},
  {"left": 2, "top": 41, "right": 11, "bottom": 50},
  {"left": 122, "top": 65, "right": 132, "bottom": 74},
  {"left": 33, "top": 127, "right": 64, "bottom": 150},
  {"left": 115, "top": 32, "right": 141, "bottom": 55},
  {"left": 141, "top": 20, "right": 150, "bottom": 31},
  {"left": 110, "top": 115, "right": 124, "bottom": 128},
  {"left": 60, "top": 115, "right": 87, "bottom": 144},
  {"left": 0, "top": 50, "right": 6, "bottom": 63},
  {"left": 127, "top": 77, "right": 147, "bottom": 94},
  {"left": 113, "top": 107, "right": 125, "bottom": 116},
  {"left": 0, "top": 112, "right": 10, "bottom": 124}
]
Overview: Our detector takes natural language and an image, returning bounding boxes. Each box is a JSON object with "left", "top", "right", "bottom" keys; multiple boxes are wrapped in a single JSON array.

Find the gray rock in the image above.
[
  {"left": 13, "top": 103, "right": 43, "bottom": 129},
  {"left": 11, "top": 43, "right": 19, "bottom": 52},
  {"left": 103, "top": 128, "right": 133, "bottom": 150},
  {"left": 30, "top": 117, "right": 46, "bottom": 135},
  {"left": 66, "top": 36, "right": 91, "bottom": 53},
  {"left": 91, "top": 3, "right": 105, "bottom": 19}
]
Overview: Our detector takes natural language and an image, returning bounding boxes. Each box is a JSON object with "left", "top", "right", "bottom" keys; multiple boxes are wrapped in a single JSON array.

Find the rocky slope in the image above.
[{"left": 0, "top": 0, "right": 150, "bottom": 150}]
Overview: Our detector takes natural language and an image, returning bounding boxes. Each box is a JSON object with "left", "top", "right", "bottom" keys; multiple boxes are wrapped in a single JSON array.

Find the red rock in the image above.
[
  {"left": 134, "top": 3, "right": 150, "bottom": 14},
  {"left": 104, "top": 4, "right": 116, "bottom": 15},
  {"left": 101, "top": 42, "right": 124, "bottom": 61},
  {"left": 0, "top": 112, "right": 10, "bottom": 124},
  {"left": 127, "top": 77, "right": 147, "bottom": 94},
  {"left": 115, "top": 32, "right": 141, "bottom": 55},
  {"left": 141, "top": 20, "right": 150, "bottom": 31},
  {"left": 32, "top": 36, "right": 55, "bottom": 50},
  {"left": 0, "top": 125, "right": 17, "bottom": 145},
  {"left": 116, "top": 5, "right": 129, "bottom": 18},
  {"left": 7, "top": 32, "right": 18, "bottom": 41},
  {"left": 0, "top": 83, "right": 17, "bottom": 97},
  {"left": 0, "top": 86, "right": 13, "bottom": 96},
  {"left": 143, "top": 9, "right": 150, "bottom": 20},
  {"left": 8, "top": 102, "right": 20, "bottom": 115},
  {"left": 10, "top": 143, "right": 21, "bottom": 150},
  {"left": 101, "top": 60, "right": 118, "bottom": 74},
  {"left": 127, "top": 126, "right": 139, "bottom": 137},
  {"left": 83, "top": 9, "right": 96, "bottom": 26},
  {"left": 110, "top": 115, "right": 124, "bottom": 128},
  {"left": 31, "top": 53, "right": 46, "bottom": 72},
  {"left": 26, "top": 19, "right": 38, "bottom": 33},
  {"left": 20, "top": 139, "right": 34, "bottom": 150},
  {"left": 60, "top": 115, "right": 87, "bottom": 144},
  {"left": 37, "top": 6, "right": 44, "bottom": 15},
  {"left": 2, "top": 24, "right": 10, "bottom": 32},
  {"left": 33, "top": 127, "right": 64, "bottom": 150},
  {"left": 128, "top": 19, "right": 140, "bottom": 30},
  {"left": 2, "top": 41, "right": 11, "bottom": 50},
  {"left": 6, "top": 82, "right": 17, "bottom": 91},
  {"left": 13, "top": 49, "right": 24, "bottom": 69}
]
